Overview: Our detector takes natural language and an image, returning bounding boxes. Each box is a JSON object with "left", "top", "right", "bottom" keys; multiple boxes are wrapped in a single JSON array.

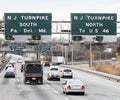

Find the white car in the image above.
[
  {"left": 17, "top": 58, "right": 23, "bottom": 63},
  {"left": 4, "top": 67, "right": 16, "bottom": 78},
  {"left": 61, "top": 68, "right": 73, "bottom": 78},
  {"left": 111, "top": 57, "right": 118, "bottom": 61},
  {"left": 50, "top": 63, "right": 59, "bottom": 70},
  {"left": 47, "top": 70, "right": 60, "bottom": 81},
  {"left": 62, "top": 79, "right": 85, "bottom": 95}
]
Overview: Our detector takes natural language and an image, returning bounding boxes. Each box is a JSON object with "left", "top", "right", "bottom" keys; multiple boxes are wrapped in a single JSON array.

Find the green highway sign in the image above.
[
  {"left": 34, "top": 45, "right": 51, "bottom": 52},
  {"left": 72, "top": 36, "right": 82, "bottom": 41},
  {"left": 5, "top": 13, "right": 52, "bottom": 35},
  {"left": 71, "top": 13, "right": 117, "bottom": 35},
  {"left": 32, "top": 35, "right": 41, "bottom": 40},
  {"left": 10, "top": 45, "right": 26, "bottom": 50},
  {"left": 5, "top": 35, "right": 14, "bottom": 40}
]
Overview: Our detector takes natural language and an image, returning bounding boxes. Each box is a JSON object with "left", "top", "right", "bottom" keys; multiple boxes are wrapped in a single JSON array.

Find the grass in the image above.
[{"left": 92, "top": 61, "right": 120, "bottom": 76}]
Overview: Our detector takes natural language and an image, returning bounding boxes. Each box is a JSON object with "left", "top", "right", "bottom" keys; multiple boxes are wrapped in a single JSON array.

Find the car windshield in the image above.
[
  {"left": 45, "top": 62, "right": 50, "bottom": 64},
  {"left": 68, "top": 80, "right": 82, "bottom": 85},
  {"left": 50, "top": 71, "right": 59, "bottom": 75}
]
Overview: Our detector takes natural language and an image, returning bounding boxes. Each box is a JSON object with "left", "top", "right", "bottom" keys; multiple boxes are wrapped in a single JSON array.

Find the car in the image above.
[
  {"left": 20, "top": 64, "right": 24, "bottom": 72},
  {"left": 4, "top": 67, "right": 15, "bottom": 78},
  {"left": 47, "top": 70, "right": 60, "bottom": 81},
  {"left": 111, "top": 57, "right": 118, "bottom": 61},
  {"left": 44, "top": 61, "right": 50, "bottom": 67},
  {"left": 9, "top": 62, "right": 15, "bottom": 67},
  {"left": 5, "top": 65, "right": 14, "bottom": 70},
  {"left": 62, "top": 79, "right": 85, "bottom": 95},
  {"left": 50, "top": 63, "right": 59, "bottom": 70},
  {"left": 60, "top": 68, "right": 73, "bottom": 78},
  {"left": 17, "top": 58, "right": 23, "bottom": 63}
]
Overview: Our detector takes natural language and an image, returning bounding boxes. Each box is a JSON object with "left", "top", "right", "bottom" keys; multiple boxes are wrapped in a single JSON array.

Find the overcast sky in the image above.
[{"left": 0, "top": 0, "right": 120, "bottom": 21}]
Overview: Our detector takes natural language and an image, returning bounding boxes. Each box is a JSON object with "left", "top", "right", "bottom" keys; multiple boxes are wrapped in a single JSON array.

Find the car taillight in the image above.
[
  {"left": 81, "top": 85, "right": 85, "bottom": 90},
  {"left": 67, "top": 85, "right": 71, "bottom": 90},
  {"left": 49, "top": 74, "right": 53, "bottom": 78},
  {"left": 58, "top": 75, "right": 60, "bottom": 78},
  {"left": 11, "top": 72, "right": 15, "bottom": 75}
]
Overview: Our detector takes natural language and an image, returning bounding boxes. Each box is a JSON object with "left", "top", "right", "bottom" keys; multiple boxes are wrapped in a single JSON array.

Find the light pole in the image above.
[
  {"left": 70, "top": 41, "right": 74, "bottom": 65},
  {"left": 89, "top": 41, "right": 92, "bottom": 68}
]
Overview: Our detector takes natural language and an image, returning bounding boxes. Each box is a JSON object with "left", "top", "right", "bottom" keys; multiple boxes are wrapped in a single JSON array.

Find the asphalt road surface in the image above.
[{"left": 0, "top": 55, "right": 120, "bottom": 100}]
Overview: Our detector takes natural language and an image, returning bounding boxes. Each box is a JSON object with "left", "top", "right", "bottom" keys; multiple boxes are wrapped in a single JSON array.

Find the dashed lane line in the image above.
[
  {"left": 64, "top": 97, "right": 70, "bottom": 100},
  {"left": 45, "top": 83, "right": 70, "bottom": 100}
]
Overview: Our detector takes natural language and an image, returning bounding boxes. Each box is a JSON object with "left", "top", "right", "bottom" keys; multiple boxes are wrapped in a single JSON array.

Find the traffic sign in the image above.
[
  {"left": 71, "top": 13, "right": 117, "bottom": 36},
  {"left": 10, "top": 45, "right": 26, "bottom": 50},
  {"left": 5, "top": 13, "right": 52, "bottom": 35},
  {"left": 72, "top": 36, "right": 82, "bottom": 41},
  {"left": 5, "top": 35, "right": 14, "bottom": 40},
  {"left": 32, "top": 35, "right": 41, "bottom": 40},
  {"left": 34, "top": 45, "right": 51, "bottom": 52}
]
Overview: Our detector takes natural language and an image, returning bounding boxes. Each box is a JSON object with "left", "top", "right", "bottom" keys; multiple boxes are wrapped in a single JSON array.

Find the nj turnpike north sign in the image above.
[
  {"left": 71, "top": 13, "right": 117, "bottom": 36},
  {"left": 5, "top": 13, "right": 52, "bottom": 35}
]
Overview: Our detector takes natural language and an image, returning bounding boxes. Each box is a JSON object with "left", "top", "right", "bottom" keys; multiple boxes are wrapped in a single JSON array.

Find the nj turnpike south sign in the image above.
[
  {"left": 5, "top": 13, "right": 52, "bottom": 35},
  {"left": 5, "top": 13, "right": 117, "bottom": 41}
]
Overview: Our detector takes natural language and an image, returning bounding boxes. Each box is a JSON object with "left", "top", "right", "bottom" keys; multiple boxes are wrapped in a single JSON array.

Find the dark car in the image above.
[
  {"left": 47, "top": 70, "right": 60, "bottom": 81},
  {"left": 20, "top": 64, "right": 24, "bottom": 72},
  {"left": 44, "top": 61, "right": 50, "bottom": 67}
]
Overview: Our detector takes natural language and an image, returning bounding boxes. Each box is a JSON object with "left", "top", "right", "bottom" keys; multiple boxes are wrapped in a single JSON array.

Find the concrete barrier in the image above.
[{"left": 61, "top": 64, "right": 120, "bottom": 82}]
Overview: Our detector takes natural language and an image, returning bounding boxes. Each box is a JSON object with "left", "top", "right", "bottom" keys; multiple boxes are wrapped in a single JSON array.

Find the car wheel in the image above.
[
  {"left": 47, "top": 77, "right": 49, "bottom": 80},
  {"left": 65, "top": 92, "right": 69, "bottom": 95},
  {"left": 81, "top": 92, "right": 85, "bottom": 95},
  {"left": 63, "top": 90, "right": 65, "bottom": 94},
  {"left": 65, "top": 89, "right": 69, "bottom": 95}
]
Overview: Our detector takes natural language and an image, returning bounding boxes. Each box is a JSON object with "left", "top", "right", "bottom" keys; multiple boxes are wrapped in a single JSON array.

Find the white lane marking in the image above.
[
  {"left": 18, "top": 83, "right": 21, "bottom": 88},
  {"left": 17, "top": 79, "right": 20, "bottom": 83},
  {"left": 17, "top": 78, "right": 21, "bottom": 88},
  {"left": 45, "top": 83, "right": 59, "bottom": 94},
  {"left": 45, "top": 83, "right": 50, "bottom": 88},
  {"left": 46, "top": 83, "right": 70, "bottom": 100},
  {"left": 52, "top": 88, "right": 59, "bottom": 94},
  {"left": 64, "top": 97, "right": 70, "bottom": 100}
]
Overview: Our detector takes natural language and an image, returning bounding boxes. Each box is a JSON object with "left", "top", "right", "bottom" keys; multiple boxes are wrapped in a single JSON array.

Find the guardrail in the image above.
[
  {"left": 0, "top": 56, "right": 11, "bottom": 72},
  {"left": 61, "top": 64, "right": 120, "bottom": 82}
]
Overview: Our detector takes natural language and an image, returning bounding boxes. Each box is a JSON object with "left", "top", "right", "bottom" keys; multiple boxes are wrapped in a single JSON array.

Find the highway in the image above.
[{"left": 0, "top": 55, "right": 120, "bottom": 100}]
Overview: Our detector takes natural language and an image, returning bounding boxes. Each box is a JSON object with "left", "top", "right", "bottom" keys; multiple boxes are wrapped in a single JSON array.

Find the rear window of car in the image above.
[
  {"left": 64, "top": 69, "right": 71, "bottom": 72},
  {"left": 68, "top": 80, "right": 81, "bottom": 85},
  {"left": 50, "top": 71, "right": 59, "bottom": 75},
  {"left": 50, "top": 68, "right": 58, "bottom": 70},
  {"left": 45, "top": 62, "right": 50, "bottom": 66}
]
